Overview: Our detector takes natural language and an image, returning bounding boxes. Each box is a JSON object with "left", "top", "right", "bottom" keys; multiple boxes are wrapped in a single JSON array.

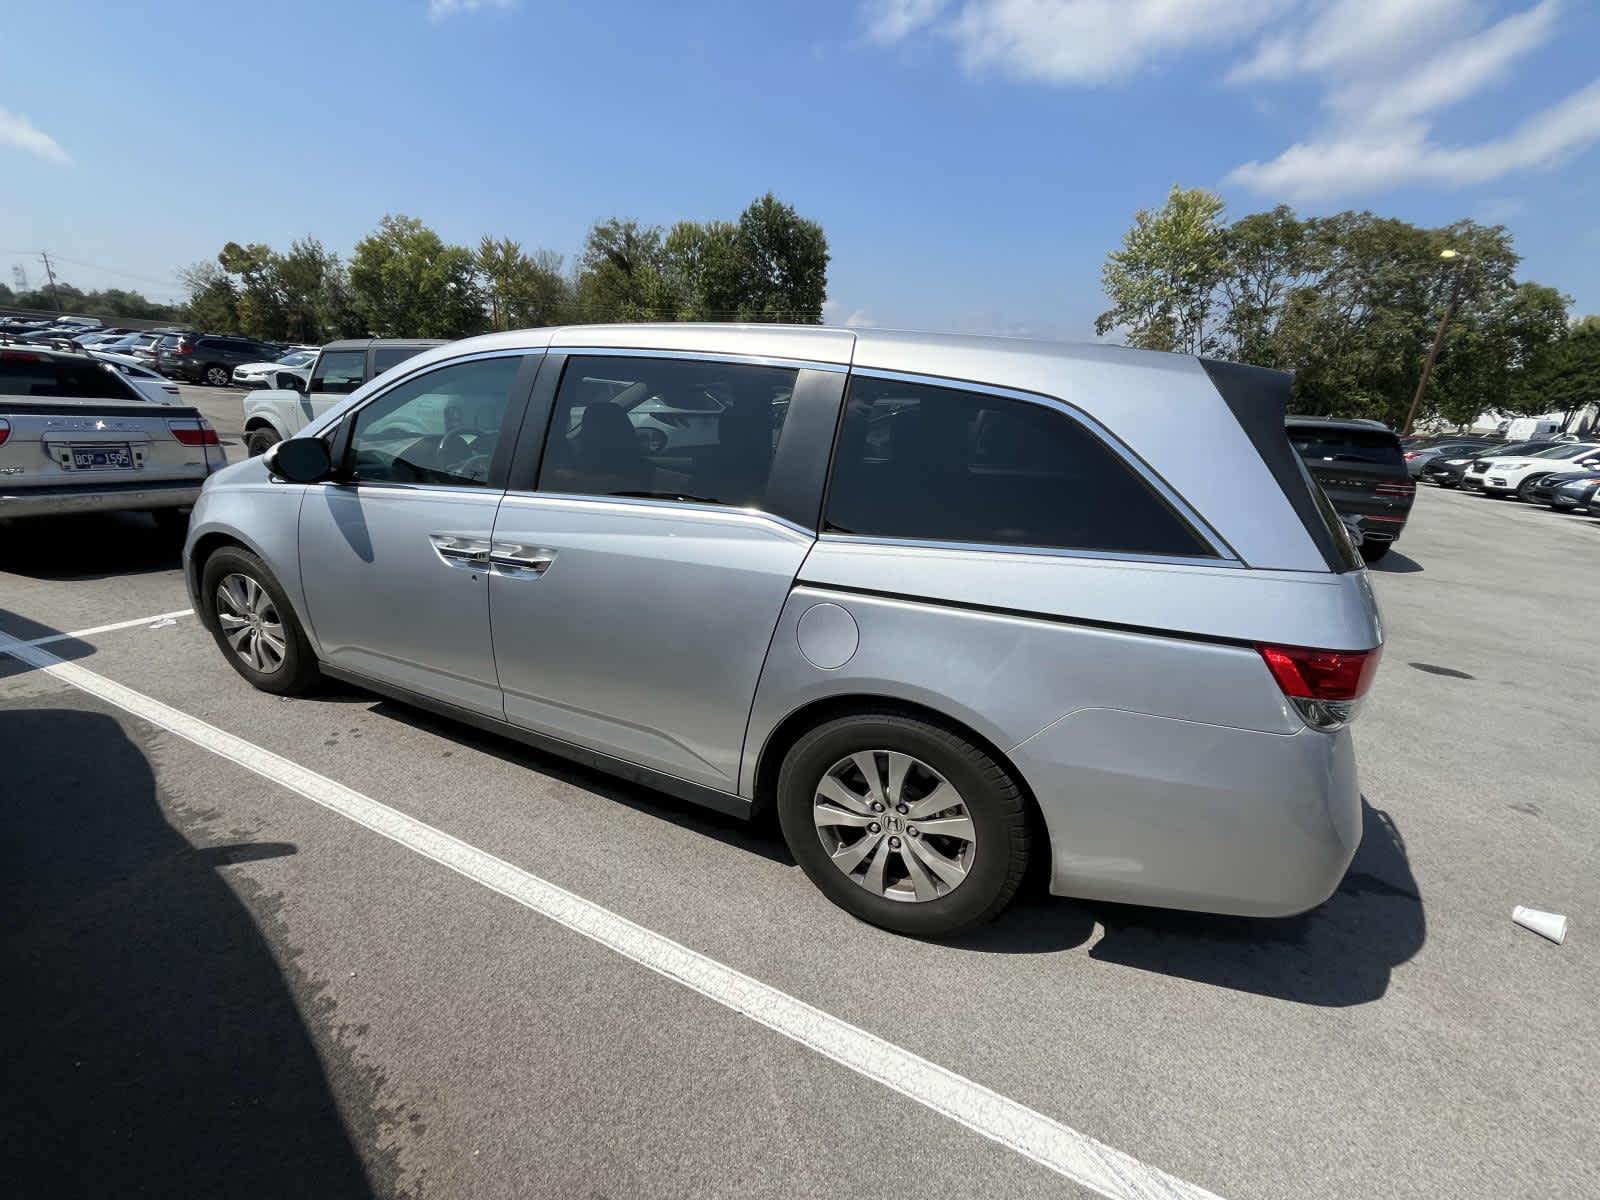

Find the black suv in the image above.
[
  {"left": 155, "top": 333, "right": 282, "bottom": 387},
  {"left": 1287, "top": 417, "right": 1414, "bottom": 563}
]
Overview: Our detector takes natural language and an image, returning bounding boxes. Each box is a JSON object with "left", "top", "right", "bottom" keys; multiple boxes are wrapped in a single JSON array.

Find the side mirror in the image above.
[{"left": 266, "top": 436, "right": 333, "bottom": 483}]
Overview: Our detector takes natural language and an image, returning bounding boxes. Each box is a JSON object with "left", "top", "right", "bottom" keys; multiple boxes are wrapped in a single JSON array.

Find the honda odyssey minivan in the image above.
[{"left": 185, "top": 325, "right": 1383, "bottom": 937}]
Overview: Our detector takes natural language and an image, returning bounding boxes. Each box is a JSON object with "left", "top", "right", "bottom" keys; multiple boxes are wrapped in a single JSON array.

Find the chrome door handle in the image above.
[
  {"left": 429, "top": 534, "right": 492, "bottom": 568},
  {"left": 489, "top": 541, "right": 556, "bottom": 576}
]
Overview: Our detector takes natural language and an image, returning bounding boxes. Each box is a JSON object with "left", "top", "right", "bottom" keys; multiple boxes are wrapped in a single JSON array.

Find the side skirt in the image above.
[{"left": 320, "top": 664, "right": 754, "bottom": 821}]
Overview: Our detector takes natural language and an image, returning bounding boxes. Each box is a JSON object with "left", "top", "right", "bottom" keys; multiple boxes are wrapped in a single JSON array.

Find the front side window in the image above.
[
  {"left": 538, "top": 355, "right": 796, "bottom": 511},
  {"left": 347, "top": 356, "right": 521, "bottom": 487},
  {"left": 310, "top": 350, "right": 367, "bottom": 395},
  {"left": 824, "top": 376, "right": 1214, "bottom": 558}
]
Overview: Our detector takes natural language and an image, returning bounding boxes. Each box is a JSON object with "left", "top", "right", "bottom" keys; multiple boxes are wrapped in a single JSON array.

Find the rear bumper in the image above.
[
  {"left": 0, "top": 481, "right": 202, "bottom": 518},
  {"left": 1014, "top": 710, "right": 1362, "bottom": 917}
]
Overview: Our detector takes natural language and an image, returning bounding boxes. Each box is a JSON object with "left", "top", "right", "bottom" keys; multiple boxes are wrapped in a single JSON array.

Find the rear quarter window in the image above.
[{"left": 824, "top": 376, "right": 1214, "bottom": 558}]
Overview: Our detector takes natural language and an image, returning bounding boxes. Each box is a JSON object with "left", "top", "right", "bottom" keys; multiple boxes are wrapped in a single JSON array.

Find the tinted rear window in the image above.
[
  {"left": 824, "top": 377, "right": 1213, "bottom": 557},
  {"left": 373, "top": 346, "right": 427, "bottom": 375},
  {"left": 1288, "top": 427, "right": 1404, "bottom": 467},
  {"left": 0, "top": 353, "right": 139, "bottom": 400}
]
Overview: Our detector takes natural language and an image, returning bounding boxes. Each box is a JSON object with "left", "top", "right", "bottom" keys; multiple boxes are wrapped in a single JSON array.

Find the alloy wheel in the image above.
[
  {"left": 215, "top": 573, "right": 287, "bottom": 673},
  {"left": 813, "top": 750, "right": 977, "bottom": 903}
]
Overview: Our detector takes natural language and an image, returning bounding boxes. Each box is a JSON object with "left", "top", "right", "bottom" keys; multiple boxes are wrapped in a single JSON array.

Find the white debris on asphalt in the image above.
[{"left": 1512, "top": 906, "right": 1569, "bottom": 944}]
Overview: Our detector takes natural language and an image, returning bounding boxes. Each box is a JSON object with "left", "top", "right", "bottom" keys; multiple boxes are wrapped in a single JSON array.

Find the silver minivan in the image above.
[{"left": 185, "top": 325, "right": 1383, "bottom": 936}]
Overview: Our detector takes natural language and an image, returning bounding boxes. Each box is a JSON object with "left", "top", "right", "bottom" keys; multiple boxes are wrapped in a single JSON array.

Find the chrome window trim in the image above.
[
  {"left": 316, "top": 481, "right": 506, "bottom": 501},
  {"left": 499, "top": 489, "right": 816, "bottom": 541},
  {"left": 302, "top": 347, "right": 543, "bottom": 438},
  {"left": 816, "top": 532, "right": 1245, "bottom": 571},
  {"left": 842, "top": 366, "right": 1237, "bottom": 562},
  {"left": 547, "top": 345, "right": 848, "bottom": 374}
]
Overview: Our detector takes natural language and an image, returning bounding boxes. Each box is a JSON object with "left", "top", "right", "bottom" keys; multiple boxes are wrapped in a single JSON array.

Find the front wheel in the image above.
[
  {"left": 246, "top": 427, "right": 282, "bottom": 457},
  {"left": 1516, "top": 475, "right": 1545, "bottom": 502},
  {"left": 776, "top": 712, "right": 1031, "bottom": 937},
  {"left": 203, "top": 364, "right": 231, "bottom": 387},
  {"left": 200, "top": 546, "right": 321, "bottom": 695}
]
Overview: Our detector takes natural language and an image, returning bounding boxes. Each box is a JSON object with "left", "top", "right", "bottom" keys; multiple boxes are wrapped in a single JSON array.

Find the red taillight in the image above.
[
  {"left": 1, "top": 350, "right": 41, "bottom": 363},
  {"left": 0, "top": 418, "right": 9, "bottom": 446},
  {"left": 1403, "top": 451, "right": 1419, "bottom": 460},
  {"left": 1259, "top": 644, "right": 1382, "bottom": 701},
  {"left": 177, "top": 343, "right": 194, "bottom": 355},
  {"left": 167, "top": 418, "right": 219, "bottom": 446},
  {"left": 1375, "top": 480, "right": 1415, "bottom": 497}
]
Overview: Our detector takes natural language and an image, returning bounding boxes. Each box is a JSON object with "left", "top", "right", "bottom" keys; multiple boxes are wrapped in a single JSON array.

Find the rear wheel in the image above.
[
  {"left": 246, "top": 427, "right": 281, "bottom": 457},
  {"left": 776, "top": 712, "right": 1031, "bottom": 937},
  {"left": 203, "top": 364, "right": 230, "bottom": 387},
  {"left": 200, "top": 546, "right": 321, "bottom": 695}
]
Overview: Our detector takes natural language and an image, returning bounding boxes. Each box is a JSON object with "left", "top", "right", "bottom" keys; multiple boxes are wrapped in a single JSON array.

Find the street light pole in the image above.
[{"left": 1401, "top": 248, "right": 1465, "bottom": 436}]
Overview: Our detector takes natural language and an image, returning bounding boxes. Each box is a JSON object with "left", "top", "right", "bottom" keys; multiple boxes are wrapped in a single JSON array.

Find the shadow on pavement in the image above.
[
  {"left": 1080, "top": 800, "right": 1424, "bottom": 1006},
  {"left": 0, "top": 511, "right": 182, "bottom": 580},
  {"left": 0, "top": 705, "right": 380, "bottom": 1199},
  {"left": 1369, "top": 549, "right": 1423, "bottom": 573}
]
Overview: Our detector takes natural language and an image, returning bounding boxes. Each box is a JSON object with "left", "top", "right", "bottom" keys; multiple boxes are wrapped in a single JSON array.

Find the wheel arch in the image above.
[{"left": 749, "top": 693, "right": 1047, "bottom": 845}]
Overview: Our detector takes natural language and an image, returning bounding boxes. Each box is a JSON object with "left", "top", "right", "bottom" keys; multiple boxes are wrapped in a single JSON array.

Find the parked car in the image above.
[
  {"left": 90, "top": 350, "right": 183, "bottom": 404},
  {"left": 0, "top": 343, "right": 225, "bottom": 528},
  {"left": 1469, "top": 443, "right": 1600, "bottom": 499},
  {"left": 1540, "top": 470, "right": 1600, "bottom": 510},
  {"left": 232, "top": 348, "right": 318, "bottom": 390},
  {"left": 1286, "top": 417, "right": 1413, "bottom": 562},
  {"left": 241, "top": 338, "right": 444, "bottom": 456},
  {"left": 1403, "top": 439, "right": 1501, "bottom": 477},
  {"left": 187, "top": 326, "right": 1382, "bottom": 937},
  {"left": 154, "top": 333, "right": 283, "bottom": 387},
  {"left": 97, "top": 332, "right": 164, "bottom": 360},
  {"left": 1420, "top": 439, "right": 1560, "bottom": 488}
]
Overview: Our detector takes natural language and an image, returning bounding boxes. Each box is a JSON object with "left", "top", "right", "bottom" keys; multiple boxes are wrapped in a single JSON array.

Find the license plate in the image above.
[{"left": 71, "top": 443, "right": 133, "bottom": 469}]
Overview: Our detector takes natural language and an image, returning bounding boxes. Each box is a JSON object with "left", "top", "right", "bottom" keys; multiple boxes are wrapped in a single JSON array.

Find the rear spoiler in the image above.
[
  {"left": 0, "top": 400, "right": 204, "bottom": 420},
  {"left": 1199, "top": 359, "right": 1356, "bottom": 572}
]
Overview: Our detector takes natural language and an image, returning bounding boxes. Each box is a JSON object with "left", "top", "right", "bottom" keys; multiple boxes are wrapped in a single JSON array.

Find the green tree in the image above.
[
  {"left": 663, "top": 219, "right": 743, "bottom": 319},
  {"left": 1096, "top": 185, "right": 1228, "bottom": 354},
  {"left": 732, "top": 193, "right": 828, "bottom": 323},
  {"left": 179, "top": 261, "right": 240, "bottom": 332},
  {"left": 1515, "top": 320, "right": 1600, "bottom": 422},
  {"left": 349, "top": 215, "right": 484, "bottom": 338},
  {"left": 476, "top": 237, "right": 570, "bottom": 330},
  {"left": 574, "top": 218, "right": 680, "bottom": 322}
]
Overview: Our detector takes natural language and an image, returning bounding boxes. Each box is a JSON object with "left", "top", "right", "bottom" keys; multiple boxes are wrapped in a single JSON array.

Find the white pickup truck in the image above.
[
  {"left": 0, "top": 341, "right": 225, "bottom": 528},
  {"left": 240, "top": 337, "right": 444, "bottom": 456}
]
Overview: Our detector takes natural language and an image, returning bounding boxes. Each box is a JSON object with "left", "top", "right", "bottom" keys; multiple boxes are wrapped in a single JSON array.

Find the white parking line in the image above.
[
  {"left": 20, "top": 608, "right": 194, "bottom": 648},
  {"left": 0, "top": 629, "right": 1226, "bottom": 1200}
]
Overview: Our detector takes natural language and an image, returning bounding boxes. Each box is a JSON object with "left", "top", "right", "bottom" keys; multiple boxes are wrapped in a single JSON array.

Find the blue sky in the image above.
[{"left": 3, "top": 0, "right": 1599, "bottom": 336}]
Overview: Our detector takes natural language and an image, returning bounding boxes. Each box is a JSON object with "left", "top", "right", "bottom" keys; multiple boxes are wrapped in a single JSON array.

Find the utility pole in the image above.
[
  {"left": 1401, "top": 248, "right": 1466, "bottom": 437},
  {"left": 38, "top": 251, "right": 62, "bottom": 311}
]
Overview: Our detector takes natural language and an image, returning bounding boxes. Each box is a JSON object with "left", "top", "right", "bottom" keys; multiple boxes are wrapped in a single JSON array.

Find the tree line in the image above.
[
  {"left": 0, "top": 279, "right": 185, "bottom": 323},
  {"left": 176, "top": 192, "right": 829, "bottom": 345},
  {"left": 1096, "top": 186, "right": 1598, "bottom": 429}
]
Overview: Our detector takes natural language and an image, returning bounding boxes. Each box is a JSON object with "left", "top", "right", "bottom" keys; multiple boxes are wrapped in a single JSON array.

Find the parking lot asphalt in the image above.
[{"left": 2, "top": 472, "right": 1597, "bottom": 1200}]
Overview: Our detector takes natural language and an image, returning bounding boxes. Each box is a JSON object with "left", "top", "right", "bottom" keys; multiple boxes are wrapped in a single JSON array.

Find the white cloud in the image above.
[
  {"left": 864, "top": 0, "right": 949, "bottom": 42},
  {"left": 1327, "top": 0, "right": 1559, "bottom": 126},
  {"left": 427, "top": 0, "right": 515, "bottom": 20},
  {"left": 1228, "top": 0, "right": 1476, "bottom": 84},
  {"left": 867, "top": 0, "right": 1288, "bottom": 85},
  {"left": 1225, "top": 1, "right": 1597, "bottom": 199},
  {"left": 1228, "top": 77, "right": 1600, "bottom": 198},
  {"left": 824, "top": 300, "right": 880, "bottom": 328},
  {"left": 844, "top": 308, "right": 879, "bottom": 328},
  {"left": 0, "top": 105, "right": 70, "bottom": 165}
]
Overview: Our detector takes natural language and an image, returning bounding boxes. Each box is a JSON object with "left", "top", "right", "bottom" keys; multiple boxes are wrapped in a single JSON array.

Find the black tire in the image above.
[
  {"left": 246, "top": 426, "right": 282, "bottom": 457},
  {"left": 1435, "top": 479, "right": 1458, "bottom": 488},
  {"left": 1516, "top": 475, "right": 1545, "bottom": 502},
  {"left": 1359, "top": 541, "right": 1390, "bottom": 563},
  {"left": 776, "top": 711, "right": 1031, "bottom": 937},
  {"left": 203, "top": 364, "right": 231, "bottom": 388},
  {"left": 199, "top": 546, "right": 321, "bottom": 695}
]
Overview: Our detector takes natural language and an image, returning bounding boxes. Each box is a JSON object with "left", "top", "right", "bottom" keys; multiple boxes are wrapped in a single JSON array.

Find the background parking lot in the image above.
[{"left": 2, "top": 476, "right": 1596, "bottom": 1199}]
